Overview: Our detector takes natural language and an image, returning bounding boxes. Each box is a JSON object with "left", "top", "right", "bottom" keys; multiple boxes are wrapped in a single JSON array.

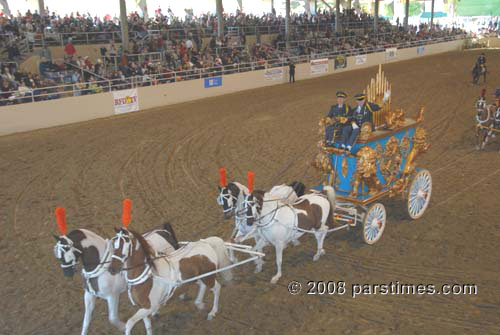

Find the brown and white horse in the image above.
[
  {"left": 109, "top": 228, "right": 233, "bottom": 335},
  {"left": 52, "top": 206, "right": 180, "bottom": 335},
  {"left": 236, "top": 186, "right": 336, "bottom": 284},
  {"left": 475, "top": 97, "right": 499, "bottom": 150}
]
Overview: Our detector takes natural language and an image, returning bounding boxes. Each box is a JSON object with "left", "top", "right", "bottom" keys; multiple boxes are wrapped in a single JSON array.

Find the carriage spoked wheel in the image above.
[
  {"left": 362, "top": 203, "right": 386, "bottom": 245},
  {"left": 408, "top": 169, "right": 432, "bottom": 219}
]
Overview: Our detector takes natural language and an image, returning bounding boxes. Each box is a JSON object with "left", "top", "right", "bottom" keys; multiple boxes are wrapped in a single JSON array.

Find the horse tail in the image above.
[
  {"left": 161, "top": 222, "right": 180, "bottom": 250},
  {"left": 322, "top": 185, "right": 336, "bottom": 212},
  {"left": 322, "top": 185, "right": 336, "bottom": 228},
  {"left": 288, "top": 181, "right": 306, "bottom": 197},
  {"left": 203, "top": 236, "right": 233, "bottom": 282}
]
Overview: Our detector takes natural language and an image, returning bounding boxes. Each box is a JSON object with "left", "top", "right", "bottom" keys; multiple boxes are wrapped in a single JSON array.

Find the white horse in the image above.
[
  {"left": 235, "top": 186, "right": 336, "bottom": 284},
  {"left": 220, "top": 181, "right": 306, "bottom": 271},
  {"left": 53, "top": 211, "right": 180, "bottom": 335},
  {"left": 109, "top": 228, "right": 233, "bottom": 335}
]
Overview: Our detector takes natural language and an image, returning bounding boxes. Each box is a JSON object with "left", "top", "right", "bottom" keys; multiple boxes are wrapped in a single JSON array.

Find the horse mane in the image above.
[
  {"left": 129, "top": 229, "right": 157, "bottom": 271},
  {"left": 252, "top": 190, "right": 266, "bottom": 209},
  {"left": 227, "top": 182, "right": 241, "bottom": 196}
]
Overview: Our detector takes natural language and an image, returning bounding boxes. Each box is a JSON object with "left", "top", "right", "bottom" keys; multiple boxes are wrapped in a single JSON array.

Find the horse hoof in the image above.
[
  {"left": 254, "top": 265, "right": 263, "bottom": 273},
  {"left": 207, "top": 313, "right": 216, "bottom": 320},
  {"left": 270, "top": 275, "right": 281, "bottom": 284},
  {"left": 292, "top": 240, "right": 301, "bottom": 246},
  {"left": 195, "top": 302, "right": 205, "bottom": 310},
  {"left": 313, "top": 254, "right": 320, "bottom": 262}
]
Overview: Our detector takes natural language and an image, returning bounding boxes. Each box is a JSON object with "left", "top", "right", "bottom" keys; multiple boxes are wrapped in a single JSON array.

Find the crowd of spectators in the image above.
[{"left": 0, "top": 7, "right": 466, "bottom": 105}]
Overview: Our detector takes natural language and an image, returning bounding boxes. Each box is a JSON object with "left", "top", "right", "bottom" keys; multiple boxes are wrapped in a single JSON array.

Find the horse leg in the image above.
[
  {"left": 106, "top": 294, "right": 125, "bottom": 331},
  {"left": 194, "top": 280, "right": 207, "bottom": 310},
  {"left": 253, "top": 237, "right": 267, "bottom": 273},
  {"left": 270, "top": 242, "right": 284, "bottom": 284},
  {"left": 81, "top": 291, "right": 96, "bottom": 335},
  {"left": 313, "top": 228, "right": 328, "bottom": 262},
  {"left": 207, "top": 280, "right": 221, "bottom": 320},
  {"left": 292, "top": 238, "right": 301, "bottom": 246},
  {"left": 125, "top": 308, "right": 152, "bottom": 335},
  {"left": 143, "top": 316, "right": 153, "bottom": 335}
]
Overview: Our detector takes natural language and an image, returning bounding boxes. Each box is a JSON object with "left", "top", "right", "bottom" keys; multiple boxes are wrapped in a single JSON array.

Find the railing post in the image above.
[{"left": 86, "top": 33, "right": 89, "bottom": 45}]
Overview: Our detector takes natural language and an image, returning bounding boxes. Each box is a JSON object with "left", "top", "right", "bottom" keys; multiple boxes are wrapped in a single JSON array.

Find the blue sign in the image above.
[{"left": 204, "top": 76, "right": 222, "bottom": 88}]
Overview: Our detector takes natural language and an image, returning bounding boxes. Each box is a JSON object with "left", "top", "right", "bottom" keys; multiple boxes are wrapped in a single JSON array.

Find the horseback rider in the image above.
[
  {"left": 340, "top": 93, "right": 381, "bottom": 152},
  {"left": 325, "top": 90, "right": 351, "bottom": 145},
  {"left": 477, "top": 53, "right": 486, "bottom": 66}
]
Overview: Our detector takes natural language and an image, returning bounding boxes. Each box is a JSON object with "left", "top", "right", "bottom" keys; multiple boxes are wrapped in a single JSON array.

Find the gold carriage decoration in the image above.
[{"left": 313, "top": 64, "right": 430, "bottom": 204}]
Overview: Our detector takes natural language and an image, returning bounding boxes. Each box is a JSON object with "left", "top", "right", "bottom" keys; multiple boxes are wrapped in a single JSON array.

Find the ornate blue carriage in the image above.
[{"left": 313, "top": 65, "right": 432, "bottom": 244}]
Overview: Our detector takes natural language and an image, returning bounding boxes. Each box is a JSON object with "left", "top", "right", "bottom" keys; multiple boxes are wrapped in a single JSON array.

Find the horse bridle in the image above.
[
  {"left": 217, "top": 188, "right": 237, "bottom": 214},
  {"left": 111, "top": 230, "right": 133, "bottom": 264},
  {"left": 54, "top": 236, "right": 83, "bottom": 269}
]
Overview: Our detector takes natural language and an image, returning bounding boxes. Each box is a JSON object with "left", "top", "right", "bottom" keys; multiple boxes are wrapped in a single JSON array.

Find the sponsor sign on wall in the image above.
[
  {"left": 113, "top": 88, "right": 139, "bottom": 115},
  {"left": 417, "top": 46, "right": 425, "bottom": 56},
  {"left": 204, "top": 76, "right": 222, "bottom": 88},
  {"left": 310, "top": 58, "right": 329, "bottom": 75},
  {"left": 334, "top": 55, "right": 347, "bottom": 70},
  {"left": 355, "top": 54, "right": 367, "bottom": 65},
  {"left": 264, "top": 68, "right": 284, "bottom": 80}
]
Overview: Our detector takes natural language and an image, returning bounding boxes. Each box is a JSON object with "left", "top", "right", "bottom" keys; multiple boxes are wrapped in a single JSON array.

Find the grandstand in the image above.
[{"left": 0, "top": 0, "right": 469, "bottom": 105}]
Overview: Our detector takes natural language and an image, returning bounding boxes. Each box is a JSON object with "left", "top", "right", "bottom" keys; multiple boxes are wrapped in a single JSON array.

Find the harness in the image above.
[
  {"left": 81, "top": 241, "right": 112, "bottom": 295},
  {"left": 54, "top": 236, "right": 82, "bottom": 269},
  {"left": 217, "top": 188, "right": 237, "bottom": 214}
]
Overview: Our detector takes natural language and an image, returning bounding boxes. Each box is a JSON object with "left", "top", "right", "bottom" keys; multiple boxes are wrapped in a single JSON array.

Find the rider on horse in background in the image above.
[
  {"left": 325, "top": 90, "right": 351, "bottom": 145},
  {"left": 472, "top": 53, "right": 487, "bottom": 84}
]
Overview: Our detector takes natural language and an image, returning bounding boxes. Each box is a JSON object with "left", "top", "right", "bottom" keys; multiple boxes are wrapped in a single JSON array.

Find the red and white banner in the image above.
[
  {"left": 310, "top": 58, "right": 329, "bottom": 75},
  {"left": 113, "top": 89, "right": 139, "bottom": 115},
  {"left": 264, "top": 68, "right": 284, "bottom": 81}
]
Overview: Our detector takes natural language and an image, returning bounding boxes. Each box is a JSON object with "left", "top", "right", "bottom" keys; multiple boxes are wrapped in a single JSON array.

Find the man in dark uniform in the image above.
[
  {"left": 477, "top": 53, "right": 486, "bottom": 66},
  {"left": 289, "top": 60, "right": 295, "bottom": 83},
  {"left": 340, "top": 93, "right": 381, "bottom": 151},
  {"left": 325, "top": 91, "right": 351, "bottom": 145}
]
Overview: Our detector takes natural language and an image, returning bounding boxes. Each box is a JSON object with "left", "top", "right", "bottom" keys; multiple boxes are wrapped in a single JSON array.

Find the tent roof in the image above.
[{"left": 420, "top": 12, "right": 447, "bottom": 19}]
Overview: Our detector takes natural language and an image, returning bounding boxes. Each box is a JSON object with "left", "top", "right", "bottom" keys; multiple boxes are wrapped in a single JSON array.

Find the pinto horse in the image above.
[
  {"left": 236, "top": 186, "right": 336, "bottom": 284},
  {"left": 476, "top": 103, "right": 499, "bottom": 150},
  {"left": 109, "top": 228, "right": 233, "bottom": 335},
  {"left": 53, "top": 215, "right": 179, "bottom": 335}
]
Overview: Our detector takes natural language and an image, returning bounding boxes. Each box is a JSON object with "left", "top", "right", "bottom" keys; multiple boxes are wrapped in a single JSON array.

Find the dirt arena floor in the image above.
[{"left": 0, "top": 49, "right": 499, "bottom": 335}]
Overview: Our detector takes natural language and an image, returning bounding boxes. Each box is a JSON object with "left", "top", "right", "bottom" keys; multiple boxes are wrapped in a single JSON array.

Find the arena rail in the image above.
[{"left": 0, "top": 37, "right": 464, "bottom": 136}]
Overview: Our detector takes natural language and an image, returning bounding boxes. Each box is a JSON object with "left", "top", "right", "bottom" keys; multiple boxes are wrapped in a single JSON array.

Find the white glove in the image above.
[
  {"left": 352, "top": 122, "right": 359, "bottom": 129},
  {"left": 383, "top": 90, "right": 391, "bottom": 103}
]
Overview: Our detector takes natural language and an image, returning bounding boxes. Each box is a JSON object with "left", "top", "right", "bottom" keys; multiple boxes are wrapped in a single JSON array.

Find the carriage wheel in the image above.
[
  {"left": 408, "top": 169, "right": 432, "bottom": 219},
  {"left": 362, "top": 203, "right": 386, "bottom": 245}
]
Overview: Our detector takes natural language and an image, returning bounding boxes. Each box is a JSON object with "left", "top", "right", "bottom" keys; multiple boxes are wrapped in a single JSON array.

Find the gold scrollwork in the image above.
[
  {"left": 350, "top": 147, "right": 382, "bottom": 197},
  {"left": 342, "top": 158, "right": 349, "bottom": 178}
]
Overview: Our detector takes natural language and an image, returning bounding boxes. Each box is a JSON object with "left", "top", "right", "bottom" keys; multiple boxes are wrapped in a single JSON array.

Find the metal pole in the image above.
[
  {"left": 0, "top": 0, "right": 11, "bottom": 16},
  {"left": 271, "top": 0, "right": 274, "bottom": 14},
  {"left": 216, "top": 0, "right": 224, "bottom": 41},
  {"left": 430, "top": 0, "right": 435, "bottom": 29},
  {"left": 38, "top": 0, "right": 45, "bottom": 16},
  {"left": 374, "top": 0, "right": 379, "bottom": 31},
  {"left": 335, "top": 0, "right": 340, "bottom": 33},
  {"left": 237, "top": 0, "right": 242, "bottom": 11},
  {"left": 119, "top": 0, "right": 129, "bottom": 52},
  {"left": 285, "top": 0, "right": 290, "bottom": 41},
  {"left": 404, "top": 0, "right": 409, "bottom": 30}
]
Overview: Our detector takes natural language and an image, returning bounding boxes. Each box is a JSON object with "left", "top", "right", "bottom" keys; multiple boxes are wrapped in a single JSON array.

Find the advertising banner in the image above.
[
  {"left": 264, "top": 68, "right": 284, "bottom": 80},
  {"left": 334, "top": 55, "right": 347, "bottom": 70},
  {"left": 113, "top": 88, "right": 139, "bottom": 115},
  {"left": 355, "top": 54, "right": 367, "bottom": 65},
  {"left": 385, "top": 47, "right": 397, "bottom": 61},
  {"left": 204, "top": 76, "right": 222, "bottom": 88},
  {"left": 310, "top": 58, "right": 329, "bottom": 75}
]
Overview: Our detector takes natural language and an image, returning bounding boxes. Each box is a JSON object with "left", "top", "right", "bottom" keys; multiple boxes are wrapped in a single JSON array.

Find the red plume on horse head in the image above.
[
  {"left": 55, "top": 207, "right": 68, "bottom": 235},
  {"left": 481, "top": 89, "right": 486, "bottom": 98},
  {"left": 248, "top": 171, "right": 255, "bottom": 193},
  {"left": 122, "top": 199, "right": 132, "bottom": 228},
  {"left": 219, "top": 167, "right": 227, "bottom": 187}
]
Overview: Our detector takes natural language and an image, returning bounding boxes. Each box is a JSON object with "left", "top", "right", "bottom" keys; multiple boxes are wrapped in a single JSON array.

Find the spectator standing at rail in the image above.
[
  {"left": 64, "top": 38, "right": 76, "bottom": 60},
  {"left": 289, "top": 59, "right": 295, "bottom": 83}
]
